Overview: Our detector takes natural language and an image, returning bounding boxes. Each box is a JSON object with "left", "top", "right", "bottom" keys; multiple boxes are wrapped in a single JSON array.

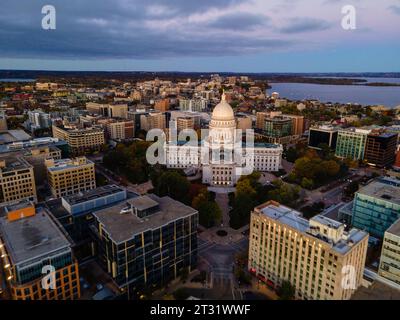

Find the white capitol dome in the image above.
[{"left": 211, "top": 93, "right": 234, "bottom": 121}]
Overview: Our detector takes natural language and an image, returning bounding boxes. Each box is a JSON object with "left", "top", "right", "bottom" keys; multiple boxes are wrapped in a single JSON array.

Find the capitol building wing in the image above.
[{"left": 165, "top": 93, "right": 283, "bottom": 188}]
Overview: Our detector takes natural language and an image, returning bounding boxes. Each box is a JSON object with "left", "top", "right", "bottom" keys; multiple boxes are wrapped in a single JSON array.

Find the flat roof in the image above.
[
  {"left": 62, "top": 185, "right": 125, "bottom": 205},
  {"left": 3, "top": 200, "right": 33, "bottom": 212},
  {"left": 357, "top": 178, "right": 400, "bottom": 205},
  {"left": 93, "top": 194, "right": 197, "bottom": 244},
  {"left": 386, "top": 218, "right": 400, "bottom": 237},
  {"left": 255, "top": 203, "right": 368, "bottom": 255},
  {"left": 47, "top": 158, "right": 93, "bottom": 172},
  {"left": 0, "top": 156, "right": 31, "bottom": 172},
  {"left": 0, "top": 130, "right": 31, "bottom": 144},
  {"left": 128, "top": 196, "right": 159, "bottom": 211},
  {"left": 0, "top": 208, "right": 71, "bottom": 266}
]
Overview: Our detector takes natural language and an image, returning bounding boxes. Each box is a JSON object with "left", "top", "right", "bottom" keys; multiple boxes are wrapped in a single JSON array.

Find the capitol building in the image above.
[{"left": 165, "top": 94, "right": 283, "bottom": 188}]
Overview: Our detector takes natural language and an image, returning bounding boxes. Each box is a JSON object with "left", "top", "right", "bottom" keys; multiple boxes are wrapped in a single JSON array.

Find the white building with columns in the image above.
[{"left": 165, "top": 94, "right": 283, "bottom": 188}]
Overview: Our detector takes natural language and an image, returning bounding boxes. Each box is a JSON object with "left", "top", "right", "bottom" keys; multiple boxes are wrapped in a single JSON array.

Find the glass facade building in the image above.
[
  {"left": 352, "top": 178, "right": 400, "bottom": 238},
  {"left": 335, "top": 128, "right": 370, "bottom": 160},
  {"left": 92, "top": 194, "right": 198, "bottom": 298}
]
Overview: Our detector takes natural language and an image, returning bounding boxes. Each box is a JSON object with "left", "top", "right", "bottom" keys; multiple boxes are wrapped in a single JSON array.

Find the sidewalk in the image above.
[{"left": 250, "top": 278, "right": 279, "bottom": 300}]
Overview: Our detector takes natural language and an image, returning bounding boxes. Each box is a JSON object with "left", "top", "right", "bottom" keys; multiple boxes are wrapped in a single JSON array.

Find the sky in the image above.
[{"left": 0, "top": 0, "right": 399, "bottom": 72}]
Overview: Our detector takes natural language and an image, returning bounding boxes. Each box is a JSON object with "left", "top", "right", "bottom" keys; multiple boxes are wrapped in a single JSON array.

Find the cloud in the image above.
[
  {"left": 279, "top": 18, "right": 332, "bottom": 34},
  {"left": 206, "top": 12, "right": 270, "bottom": 31},
  {"left": 0, "top": 0, "right": 290, "bottom": 60},
  {"left": 388, "top": 5, "right": 400, "bottom": 14}
]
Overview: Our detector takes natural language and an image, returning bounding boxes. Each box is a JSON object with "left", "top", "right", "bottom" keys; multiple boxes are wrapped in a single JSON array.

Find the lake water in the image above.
[
  {"left": 268, "top": 77, "right": 400, "bottom": 108},
  {"left": 0, "top": 78, "right": 35, "bottom": 82}
]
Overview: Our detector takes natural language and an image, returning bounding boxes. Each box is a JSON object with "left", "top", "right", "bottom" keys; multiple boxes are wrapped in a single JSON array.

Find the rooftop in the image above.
[
  {"left": 93, "top": 194, "right": 197, "bottom": 244},
  {"left": 357, "top": 178, "right": 400, "bottom": 205},
  {"left": 0, "top": 156, "right": 32, "bottom": 172},
  {"left": 46, "top": 157, "right": 93, "bottom": 172},
  {"left": 386, "top": 218, "right": 400, "bottom": 237},
  {"left": 62, "top": 185, "right": 125, "bottom": 206},
  {"left": 0, "top": 208, "right": 71, "bottom": 265},
  {"left": 255, "top": 202, "right": 368, "bottom": 255},
  {"left": 0, "top": 130, "right": 32, "bottom": 145}
]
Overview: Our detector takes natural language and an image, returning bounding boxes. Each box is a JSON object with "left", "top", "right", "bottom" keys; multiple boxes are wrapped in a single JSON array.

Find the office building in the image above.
[
  {"left": 45, "top": 185, "right": 128, "bottom": 260},
  {"left": 352, "top": 177, "right": 400, "bottom": 238},
  {"left": 154, "top": 99, "right": 169, "bottom": 112},
  {"left": 0, "top": 110, "right": 8, "bottom": 131},
  {"left": 52, "top": 125, "right": 105, "bottom": 155},
  {"left": 26, "top": 110, "right": 51, "bottom": 132},
  {"left": 264, "top": 116, "right": 292, "bottom": 137},
  {"left": 176, "top": 116, "right": 195, "bottom": 133},
  {"left": 0, "top": 157, "right": 37, "bottom": 204},
  {"left": 140, "top": 112, "right": 166, "bottom": 131},
  {"left": 308, "top": 126, "right": 339, "bottom": 150},
  {"left": 179, "top": 98, "right": 208, "bottom": 112},
  {"left": 86, "top": 103, "right": 128, "bottom": 119},
  {"left": 248, "top": 201, "right": 368, "bottom": 300},
  {"left": 256, "top": 112, "right": 269, "bottom": 130},
  {"left": 364, "top": 130, "right": 398, "bottom": 168},
  {"left": 0, "top": 130, "right": 31, "bottom": 145},
  {"left": 92, "top": 194, "right": 198, "bottom": 298},
  {"left": 378, "top": 218, "right": 400, "bottom": 287},
  {"left": 108, "top": 104, "right": 128, "bottom": 119},
  {"left": 236, "top": 115, "right": 252, "bottom": 131},
  {"left": 335, "top": 128, "right": 371, "bottom": 160},
  {"left": 46, "top": 157, "right": 96, "bottom": 198},
  {"left": 0, "top": 203, "right": 80, "bottom": 300},
  {"left": 106, "top": 120, "right": 135, "bottom": 141},
  {"left": 395, "top": 147, "right": 400, "bottom": 169},
  {"left": 285, "top": 115, "right": 305, "bottom": 136}
]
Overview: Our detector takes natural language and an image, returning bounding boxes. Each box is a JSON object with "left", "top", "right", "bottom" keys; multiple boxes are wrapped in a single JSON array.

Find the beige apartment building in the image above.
[
  {"left": 256, "top": 112, "right": 269, "bottom": 130},
  {"left": 52, "top": 125, "right": 105, "bottom": 155},
  {"left": 0, "top": 157, "right": 37, "bottom": 204},
  {"left": 106, "top": 120, "right": 135, "bottom": 140},
  {"left": 285, "top": 115, "right": 305, "bottom": 136},
  {"left": 176, "top": 116, "right": 195, "bottom": 133},
  {"left": 248, "top": 201, "right": 368, "bottom": 300},
  {"left": 45, "top": 157, "right": 96, "bottom": 198},
  {"left": 378, "top": 218, "right": 400, "bottom": 287},
  {"left": 140, "top": 112, "right": 166, "bottom": 131}
]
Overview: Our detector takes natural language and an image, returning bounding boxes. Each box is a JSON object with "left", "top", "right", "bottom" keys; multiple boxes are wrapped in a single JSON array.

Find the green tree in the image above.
[
  {"left": 277, "top": 281, "right": 295, "bottom": 300},
  {"left": 301, "top": 177, "right": 314, "bottom": 189}
]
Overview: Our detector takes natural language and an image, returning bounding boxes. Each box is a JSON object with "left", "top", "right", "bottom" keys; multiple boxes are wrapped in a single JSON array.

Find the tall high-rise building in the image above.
[
  {"left": 0, "top": 157, "right": 37, "bottom": 204},
  {"left": 352, "top": 177, "right": 400, "bottom": 238},
  {"left": 0, "top": 110, "right": 8, "bottom": 131},
  {"left": 335, "top": 128, "right": 371, "bottom": 160},
  {"left": 154, "top": 99, "right": 169, "bottom": 112},
  {"left": 179, "top": 98, "right": 208, "bottom": 112},
  {"left": 285, "top": 115, "right": 305, "bottom": 136},
  {"left": 176, "top": 116, "right": 195, "bottom": 133},
  {"left": 52, "top": 125, "right": 105, "bottom": 155},
  {"left": 256, "top": 112, "right": 268, "bottom": 130},
  {"left": 236, "top": 115, "right": 252, "bottom": 131},
  {"left": 0, "top": 202, "right": 80, "bottom": 300},
  {"left": 106, "top": 120, "right": 135, "bottom": 141},
  {"left": 395, "top": 146, "right": 400, "bottom": 169},
  {"left": 108, "top": 104, "right": 128, "bottom": 119},
  {"left": 92, "top": 194, "right": 198, "bottom": 298},
  {"left": 308, "top": 125, "right": 339, "bottom": 150},
  {"left": 140, "top": 112, "right": 166, "bottom": 131},
  {"left": 26, "top": 110, "right": 51, "bottom": 132},
  {"left": 378, "top": 217, "right": 400, "bottom": 287},
  {"left": 248, "top": 201, "right": 368, "bottom": 300},
  {"left": 45, "top": 157, "right": 96, "bottom": 198},
  {"left": 364, "top": 130, "right": 398, "bottom": 168}
]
